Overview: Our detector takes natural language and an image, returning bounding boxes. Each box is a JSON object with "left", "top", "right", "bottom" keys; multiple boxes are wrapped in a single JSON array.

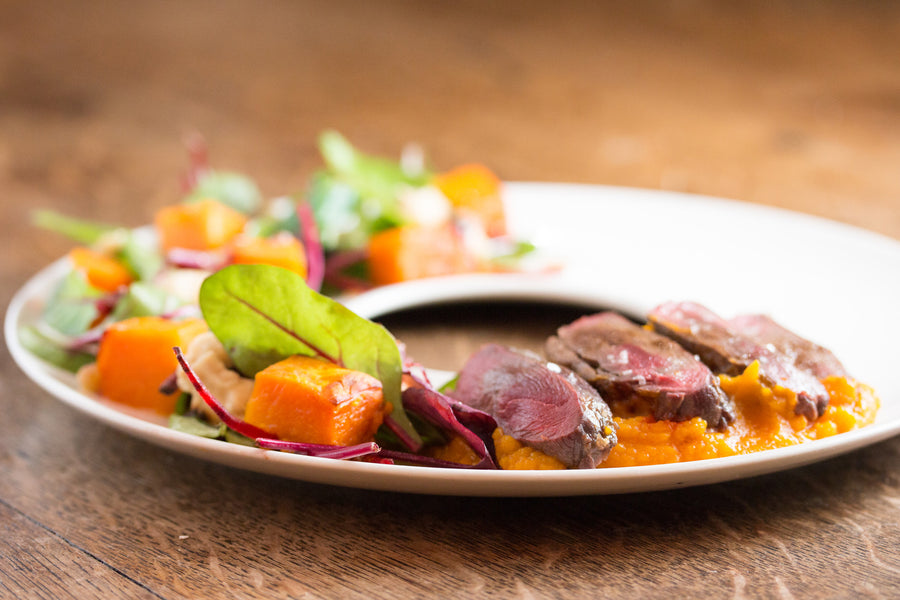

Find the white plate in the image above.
[{"left": 6, "top": 183, "right": 900, "bottom": 496}]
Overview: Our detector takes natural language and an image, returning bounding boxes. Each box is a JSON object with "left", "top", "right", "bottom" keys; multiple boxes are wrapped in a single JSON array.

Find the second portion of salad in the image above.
[{"left": 23, "top": 130, "right": 535, "bottom": 382}]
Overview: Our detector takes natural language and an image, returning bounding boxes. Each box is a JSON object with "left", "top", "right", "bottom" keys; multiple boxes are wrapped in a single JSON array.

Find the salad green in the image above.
[
  {"left": 19, "top": 131, "right": 543, "bottom": 468},
  {"left": 199, "top": 264, "right": 421, "bottom": 446},
  {"left": 309, "top": 130, "right": 430, "bottom": 252}
]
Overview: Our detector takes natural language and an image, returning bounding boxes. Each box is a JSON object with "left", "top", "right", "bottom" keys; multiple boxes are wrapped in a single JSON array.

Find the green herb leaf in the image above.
[
  {"left": 310, "top": 131, "right": 431, "bottom": 251},
  {"left": 18, "top": 325, "right": 95, "bottom": 373},
  {"left": 223, "top": 429, "right": 257, "bottom": 446},
  {"left": 198, "top": 264, "right": 421, "bottom": 445},
  {"left": 245, "top": 196, "right": 300, "bottom": 239},
  {"left": 42, "top": 270, "right": 103, "bottom": 336},
  {"left": 31, "top": 209, "right": 118, "bottom": 245},
  {"left": 119, "top": 231, "right": 163, "bottom": 281},
  {"left": 489, "top": 240, "right": 537, "bottom": 269},
  {"left": 319, "top": 130, "right": 429, "bottom": 197},
  {"left": 108, "top": 282, "right": 183, "bottom": 321},
  {"left": 184, "top": 170, "right": 262, "bottom": 214},
  {"left": 169, "top": 413, "right": 227, "bottom": 438},
  {"left": 307, "top": 172, "right": 367, "bottom": 251}
]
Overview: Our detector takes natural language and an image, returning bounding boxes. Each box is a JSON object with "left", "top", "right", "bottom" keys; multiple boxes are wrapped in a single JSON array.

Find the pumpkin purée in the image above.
[
  {"left": 491, "top": 360, "right": 879, "bottom": 470},
  {"left": 600, "top": 361, "right": 880, "bottom": 468}
]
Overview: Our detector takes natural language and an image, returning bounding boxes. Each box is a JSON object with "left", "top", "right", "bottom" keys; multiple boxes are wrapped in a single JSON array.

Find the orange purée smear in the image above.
[
  {"left": 601, "top": 361, "right": 880, "bottom": 468},
  {"left": 428, "top": 435, "right": 481, "bottom": 466},
  {"left": 492, "top": 428, "right": 567, "bottom": 470}
]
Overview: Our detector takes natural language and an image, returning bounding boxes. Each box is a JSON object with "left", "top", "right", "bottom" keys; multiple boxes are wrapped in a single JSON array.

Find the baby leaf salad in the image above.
[
  {"left": 174, "top": 264, "right": 500, "bottom": 466},
  {"left": 19, "top": 131, "right": 542, "bottom": 468}
]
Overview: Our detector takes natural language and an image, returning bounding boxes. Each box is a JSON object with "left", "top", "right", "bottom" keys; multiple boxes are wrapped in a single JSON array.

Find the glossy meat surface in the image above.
[
  {"left": 648, "top": 302, "right": 832, "bottom": 421},
  {"left": 729, "top": 314, "right": 847, "bottom": 380},
  {"left": 452, "top": 344, "right": 617, "bottom": 468},
  {"left": 545, "top": 312, "right": 734, "bottom": 429}
]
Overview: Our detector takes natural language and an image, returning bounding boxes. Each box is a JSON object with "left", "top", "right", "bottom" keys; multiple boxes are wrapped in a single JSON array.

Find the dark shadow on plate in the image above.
[{"left": 375, "top": 299, "right": 620, "bottom": 371}]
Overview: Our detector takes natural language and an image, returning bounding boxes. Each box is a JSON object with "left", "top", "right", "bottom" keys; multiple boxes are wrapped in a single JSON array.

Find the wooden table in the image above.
[{"left": 2, "top": 1, "right": 899, "bottom": 598}]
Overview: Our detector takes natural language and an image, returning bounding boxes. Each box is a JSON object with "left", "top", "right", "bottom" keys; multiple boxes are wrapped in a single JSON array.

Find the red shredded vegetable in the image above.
[
  {"left": 256, "top": 438, "right": 380, "bottom": 460},
  {"left": 402, "top": 386, "right": 497, "bottom": 469},
  {"left": 180, "top": 132, "right": 210, "bottom": 192},
  {"left": 296, "top": 202, "right": 325, "bottom": 292},
  {"left": 173, "top": 346, "right": 497, "bottom": 468},
  {"left": 166, "top": 248, "right": 229, "bottom": 271},
  {"left": 322, "top": 248, "right": 372, "bottom": 293},
  {"left": 382, "top": 414, "right": 424, "bottom": 453},
  {"left": 173, "top": 346, "right": 274, "bottom": 440}
]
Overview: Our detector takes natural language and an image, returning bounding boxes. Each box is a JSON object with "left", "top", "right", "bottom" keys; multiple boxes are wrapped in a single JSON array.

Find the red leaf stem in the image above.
[
  {"left": 256, "top": 438, "right": 380, "bottom": 460},
  {"left": 173, "top": 346, "right": 274, "bottom": 440},
  {"left": 296, "top": 202, "right": 325, "bottom": 292}
]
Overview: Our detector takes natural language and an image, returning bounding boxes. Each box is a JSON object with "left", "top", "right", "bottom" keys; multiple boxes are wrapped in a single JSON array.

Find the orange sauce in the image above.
[
  {"left": 601, "top": 361, "right": 880, "bottom": 468},
  {"left": 492, "top": 428, "right": 567, "bottom": 470}
]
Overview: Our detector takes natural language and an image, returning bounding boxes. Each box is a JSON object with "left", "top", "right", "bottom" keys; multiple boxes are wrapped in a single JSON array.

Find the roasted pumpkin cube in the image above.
[
  {"left": 367, "top": 223, "right": 475, "bottom": 286},
  {"left": 231, "top": 234, "right": 307, "bottom": 278},
  {"left": 154, "top": 198, "right": 247, "bottom": 252},
  {"left": 96, "top": 316, "right": 207, "bottom": 414},
  {"left": 68, "top": 246, "right": 134, "bottom": 292},
  {"left": 244, "top": 355, "right": 385, "bottom": 446},
  {"left": 434, "top": 163, "right": 506, "bottom": 237}
]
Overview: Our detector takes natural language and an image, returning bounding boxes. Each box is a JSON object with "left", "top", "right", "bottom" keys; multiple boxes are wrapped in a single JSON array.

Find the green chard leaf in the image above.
[{"left": 198, "top": 264, "right": 421, "bottom": 445}]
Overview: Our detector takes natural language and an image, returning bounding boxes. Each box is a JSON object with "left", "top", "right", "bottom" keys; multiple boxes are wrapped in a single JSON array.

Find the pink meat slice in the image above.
[
  {"left": 451, "top": 343, "right": 617, "bottom": 469},
  {"left": 545, "top": 312, "right": 734, "bottom": 429},
  {"left": 648, "top": 301, "right": 835, "bottom": 421},
  {"left": 728, "top": 314, "right": 847, "bottom": 380}
]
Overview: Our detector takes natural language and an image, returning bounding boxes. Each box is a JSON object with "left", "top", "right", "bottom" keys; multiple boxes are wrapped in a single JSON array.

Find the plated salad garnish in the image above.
[
  {"left": 21, "top": 131, "right": 533, "bottom": 376},
  {"left": 16, "top": 133, "right": 882, "bottom": 470},
  {"left": 308, "top": 131, "right": 535, "bottom": 290}
]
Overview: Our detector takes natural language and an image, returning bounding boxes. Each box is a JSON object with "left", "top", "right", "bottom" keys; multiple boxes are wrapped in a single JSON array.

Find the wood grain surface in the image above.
[{"left": 1, "top": 1, "right": 899, "bottom": 598}]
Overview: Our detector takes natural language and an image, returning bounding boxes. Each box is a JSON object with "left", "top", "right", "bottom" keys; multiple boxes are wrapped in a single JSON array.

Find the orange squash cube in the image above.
[
  {"left": 68, "top": 246, "right": 134, "bottom": 292},
  {"left": 434, "top": 163, "right": 506, "bottom": 237},
  {"left": 154, "top": 199, "right": 247, "bottom": 252},
  {"left": 244, "top": 355, "right": 385, "bottom": 446},
  {"left": 367, "top": 223, "right": 475, "bottom": 286},
  {"left": 231, "top": 234, "right": 307, "bottom": 278},
  {"left": 96, "top": 316, "right": 207, "bottom": 414}
]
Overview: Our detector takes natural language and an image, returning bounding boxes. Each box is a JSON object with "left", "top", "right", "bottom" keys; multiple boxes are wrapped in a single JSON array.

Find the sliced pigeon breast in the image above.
[
  {"left": 451, "top": 343, "right": 617, "bottom": 469},
  {"left": 648, "top": 301, "right": 830, "bottom": 421},
  {"left": 545, "top": 311, "right": 734, "bottom": 429}
]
